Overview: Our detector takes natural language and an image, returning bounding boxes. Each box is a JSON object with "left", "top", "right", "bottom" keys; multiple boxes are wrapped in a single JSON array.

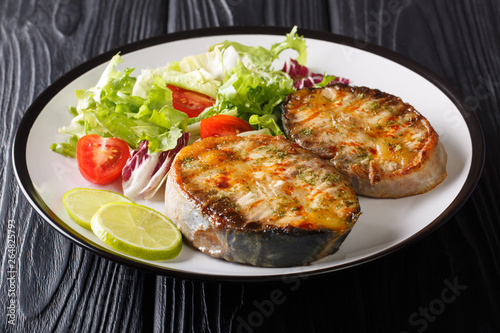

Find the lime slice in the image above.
[
  {"left": 90, "top": 202, "right": 182, "bottom": 261},
  {"left": 63, "top": 188, "right": 132, "bottom": 230}
]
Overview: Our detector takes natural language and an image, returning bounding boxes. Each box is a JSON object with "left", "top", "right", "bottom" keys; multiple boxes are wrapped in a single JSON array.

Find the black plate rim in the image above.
[{"left": 12, "top": 26, "right": 485, "bottom": 282}]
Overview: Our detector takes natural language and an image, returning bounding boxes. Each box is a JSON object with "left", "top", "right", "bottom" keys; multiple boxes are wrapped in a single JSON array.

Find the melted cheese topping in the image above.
[
  {"left": 173, "top": 135, "right": 360, "bottom": 232},
  {"left": 284, "top": 86, "right": 436, "bottom": 180}
]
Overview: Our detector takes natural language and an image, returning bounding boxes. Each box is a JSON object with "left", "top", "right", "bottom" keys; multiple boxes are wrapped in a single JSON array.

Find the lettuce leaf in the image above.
[
  {"left": 52, "top": 27, "right": 314, "bottom": 159},
  {"left": 179, "top": 45, "right": 241, "bottom": 82},
  {"left": 201, "top": 61, "right": 294, "bottom": 135},
  {"left": 50, "top": 135, "right": 78, "bottom": 158},
  {"left": 51, "top": 54, "right": 188, "bottom": 157},
  {"left": 248, "top": 112, "right": 284, "bottom": 136},
  {"left": 133, "top": 63, "right": 220, "bottom": 99},
  {"left": 193, "top": 26, "right": 305, "bottom": 135},
  {"left": 210, "top": 26, "right": 307, "bottom": 70},
  {"left": 269, "top": 26, "right": 307, "bottom": 65}
]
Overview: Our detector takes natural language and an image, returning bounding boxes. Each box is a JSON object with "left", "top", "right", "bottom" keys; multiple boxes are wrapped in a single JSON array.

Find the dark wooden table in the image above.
[{"left": 2, "top": 0, "right": 499, "bottom": 332}]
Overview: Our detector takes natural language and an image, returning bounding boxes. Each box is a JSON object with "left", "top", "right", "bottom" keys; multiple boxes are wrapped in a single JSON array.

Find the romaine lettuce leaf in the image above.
[{"left": 51, "top": 54, "right": 188, "bottom": 157}]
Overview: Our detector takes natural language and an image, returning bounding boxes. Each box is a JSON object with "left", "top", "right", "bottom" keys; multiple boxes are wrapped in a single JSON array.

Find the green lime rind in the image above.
[
  {"left": 90, "top": 202, "right": 182, "bottom": 261},
  {"left": 63, "top": 188, "right": 133, "bottom": 230}
]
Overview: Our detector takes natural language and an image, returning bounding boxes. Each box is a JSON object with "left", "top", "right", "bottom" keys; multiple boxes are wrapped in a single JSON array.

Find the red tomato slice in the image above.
[
  {"left": 167, "top": 84, "right": 215, "bottom": 118},
  {"left": 200, "top": 115, "right": 254, "bottom": 139},
  {"left": 76, "top": 135, "right": 130, "bottom": 185}
]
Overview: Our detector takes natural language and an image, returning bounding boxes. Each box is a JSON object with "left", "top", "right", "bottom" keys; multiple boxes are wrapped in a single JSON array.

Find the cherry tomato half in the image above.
[
  {"left": 167, "top": 84, "right": 215, "bottom": 118},
  {"left": 76, "top": 135, "right": 130, "bottom": 184},
  {"left": 200, "top": 114, "right": 254, "bottom": 139}
]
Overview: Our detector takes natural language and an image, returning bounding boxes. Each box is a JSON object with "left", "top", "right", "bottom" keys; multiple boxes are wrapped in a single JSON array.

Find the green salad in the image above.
[{"left": 51, "top": 26, "right": 345, "bottom": 199}]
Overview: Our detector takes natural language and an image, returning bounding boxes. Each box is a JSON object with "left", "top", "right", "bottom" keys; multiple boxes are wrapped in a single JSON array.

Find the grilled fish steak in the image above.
[
  {"left": 165, "top": 134, "right": 361, "bottom": 267},
  {"left": 282, "top": 83, "right": 447, "bottom": 198}
]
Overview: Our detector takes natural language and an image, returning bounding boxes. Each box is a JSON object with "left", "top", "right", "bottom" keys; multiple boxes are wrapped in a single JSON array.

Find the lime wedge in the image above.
[
  {"left": 63, "top": 188, "right": 132, "bottom": 230},
  {"left": 90, "top": 202, "right": 182, "bottom": 261}
]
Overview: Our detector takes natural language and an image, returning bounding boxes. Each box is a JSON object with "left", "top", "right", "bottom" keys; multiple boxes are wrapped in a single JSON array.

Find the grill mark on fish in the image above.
[
  {"left": 282, "top": 83, "right": 447, "bottom": 198},
  {"left": 164, "top": 134, "right": 361, "bottom": 267}
]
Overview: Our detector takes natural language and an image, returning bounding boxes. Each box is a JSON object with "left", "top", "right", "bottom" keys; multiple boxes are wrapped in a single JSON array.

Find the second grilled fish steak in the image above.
[
  {"left": 282, "top": 83, "right": 447, "bottom": 198},
  {"left": 164, "top": 134, "right": 361, "bottom": 267}
]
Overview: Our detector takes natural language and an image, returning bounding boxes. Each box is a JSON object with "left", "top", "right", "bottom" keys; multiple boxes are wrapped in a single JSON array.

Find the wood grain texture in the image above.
[
  {"left": 0, "top": 0, "right": 165, "bottom": 332},
  {"left": 1, "top": 0, "right": 499, "bottom": 332},
  {"left": 166, "top": 0, "right": 333, "bottom": 31}
]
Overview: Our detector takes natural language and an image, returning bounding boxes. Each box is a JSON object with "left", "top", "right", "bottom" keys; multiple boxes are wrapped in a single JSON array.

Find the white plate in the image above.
[{"left": 13, "top": 27, "right": 484, "bottom": 281}]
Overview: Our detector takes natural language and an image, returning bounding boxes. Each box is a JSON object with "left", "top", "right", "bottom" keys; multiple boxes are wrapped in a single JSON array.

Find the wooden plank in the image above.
[
  {"left": 1, "top": 0, "right": 499, "bottom": 332},
  {"left": 0, "top": 0, "right": 165, "bottom": 331}
]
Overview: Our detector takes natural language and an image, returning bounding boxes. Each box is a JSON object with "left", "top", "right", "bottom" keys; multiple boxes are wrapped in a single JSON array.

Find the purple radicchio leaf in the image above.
[
  {"left": 122, "top": 132, "right": 190, "bottom": 200},
  {"left": 282, "top": 58, "right": 349, "bottom": 89}
]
